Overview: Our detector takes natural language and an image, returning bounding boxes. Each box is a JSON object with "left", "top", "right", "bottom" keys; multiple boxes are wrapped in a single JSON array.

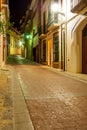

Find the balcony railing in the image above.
[
  {"left": 38, "top": 25, "right": 47, "bottom": 39},
  {"left": 71, "top": 0, "right": 87, "bottom": 13},
  {"left": 47, "top": 13, "right": 64, "bottom": 31}
]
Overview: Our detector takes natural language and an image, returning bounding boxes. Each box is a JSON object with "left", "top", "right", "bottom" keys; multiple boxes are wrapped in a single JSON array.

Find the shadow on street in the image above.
[{"left": 6, "top": 55, "right": 37, "bottom": 65}]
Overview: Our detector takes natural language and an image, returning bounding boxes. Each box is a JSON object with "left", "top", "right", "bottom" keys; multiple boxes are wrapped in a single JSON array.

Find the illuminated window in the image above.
[{"left": 53, "top": 32, "right": 59, "bottom": 62}]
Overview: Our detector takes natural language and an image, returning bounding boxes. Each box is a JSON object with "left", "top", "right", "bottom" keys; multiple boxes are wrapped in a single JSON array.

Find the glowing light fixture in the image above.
[
  {"left": 25, "top": 33, "right": 30, "bottom": 39},
  {"left": 19, "top": 41, "right": 22, "bottom": 46},
  {"left": 51, "top": 3, "right": 65, "bottom": 16},
  {"left": 51, "top": 3, "right": 59, "bottom": 13},
  {"left": 25, "top": 33, "right": 32, "bottom": 39}
]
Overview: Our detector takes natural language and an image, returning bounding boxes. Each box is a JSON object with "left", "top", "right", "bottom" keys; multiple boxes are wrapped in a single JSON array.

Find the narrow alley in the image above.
[
  {"left": 0, "top": 0, "right": 87, "bottom": 130},
  {"left": 4, "top": 55, "right": 87, "bottom": 130}
]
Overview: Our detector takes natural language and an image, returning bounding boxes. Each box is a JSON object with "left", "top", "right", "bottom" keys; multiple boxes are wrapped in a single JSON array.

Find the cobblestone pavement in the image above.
[
  {"left": 12, "top": 63, "right": 87, "bottom": 130},
  {"left": 2, "top": 55, "right": 87, "bottom": 130},
  {"left": 0, "top": 68, "right": 13, "bottom": 130}
]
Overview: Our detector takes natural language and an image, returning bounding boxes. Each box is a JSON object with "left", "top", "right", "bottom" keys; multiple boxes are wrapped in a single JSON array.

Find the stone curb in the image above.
[{"left": 9, "top": 67, "right": 34, "bottom": 130}]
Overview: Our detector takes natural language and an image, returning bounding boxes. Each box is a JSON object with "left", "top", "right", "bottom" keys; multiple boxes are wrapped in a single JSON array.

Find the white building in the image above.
[{"left": 21, "top": 0, "right": 87, "bottom": 74}]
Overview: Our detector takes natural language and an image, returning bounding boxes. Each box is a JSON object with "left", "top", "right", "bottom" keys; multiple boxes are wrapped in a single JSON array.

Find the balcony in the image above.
[
  {"left": 47, "top": 13, "right": 64, "bottom": 31},
  {"left": 71, "top": 0, "right": 87, "bottom": 13},
  {"left": 38, "top": 25, "right": 47, "bottom": 39}
]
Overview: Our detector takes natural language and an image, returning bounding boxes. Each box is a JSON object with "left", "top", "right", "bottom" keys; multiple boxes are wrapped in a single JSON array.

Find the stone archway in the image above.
[{"left": 71, "top": 17, "right": 87, "bottom": 73}]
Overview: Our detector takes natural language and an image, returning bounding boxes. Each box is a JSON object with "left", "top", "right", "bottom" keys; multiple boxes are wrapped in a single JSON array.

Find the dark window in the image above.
[
  {"left": 33, "top": 29, "right": 35, "bottom": 36},
  {"left": 54, "top": 0, "right": 58, "bottom": 2},
  {"left": 43, "top": 12, "right": 46, "bottom": 33},
  {"left": 43, "top": 40, "right": 46, "bottom": 62},
  {"left": 43, "top": 0, "right": 45, "bottom": 3}
]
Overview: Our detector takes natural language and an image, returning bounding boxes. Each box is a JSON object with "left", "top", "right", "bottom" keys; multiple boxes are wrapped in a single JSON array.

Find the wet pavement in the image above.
[{"left": 0, "top": 55, "right": 87, "bottom": 130}]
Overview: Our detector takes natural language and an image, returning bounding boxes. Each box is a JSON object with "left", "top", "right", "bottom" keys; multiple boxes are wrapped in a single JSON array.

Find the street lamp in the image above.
[
  {"left": 51, "top": 3, "right": 65, "bottom": 16},
  {"left": 25, "top": 33, "right": 32, "bottom": 40},
  {"left": 25, "top": 33, "right": 30, "bottom": 39}
]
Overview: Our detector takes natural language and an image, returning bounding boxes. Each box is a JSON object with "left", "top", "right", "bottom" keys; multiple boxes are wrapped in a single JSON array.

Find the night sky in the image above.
[{"left": 9, "top": 0, "right": 31, "bottom": 31}]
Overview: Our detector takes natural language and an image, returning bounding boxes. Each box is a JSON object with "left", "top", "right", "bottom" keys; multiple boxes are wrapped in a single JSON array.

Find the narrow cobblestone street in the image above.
[
  {"left": 13, "top": 64, "right": 87, "bottom": 130},
  {"left": 0, "top": 55, "right": 87, "bottom": 130}
]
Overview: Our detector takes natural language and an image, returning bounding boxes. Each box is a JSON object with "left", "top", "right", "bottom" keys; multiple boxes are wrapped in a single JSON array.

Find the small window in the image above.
[{"left": 43, "top": 40, "right": 46, "bottom": 62}]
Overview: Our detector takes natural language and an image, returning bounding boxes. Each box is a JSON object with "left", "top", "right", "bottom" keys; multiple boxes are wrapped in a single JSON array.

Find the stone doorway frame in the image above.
[{"left": 71, "top": 17, "right": 87, "bottom": 73}]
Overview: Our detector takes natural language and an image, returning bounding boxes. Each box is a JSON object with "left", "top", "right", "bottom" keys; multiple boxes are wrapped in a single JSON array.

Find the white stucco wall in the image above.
[
  {"left": 65, "top": 0, "right": 87, "bottom": 73},
  {"left": 66, "top": 11, "right": 87, "bottom": 73}
]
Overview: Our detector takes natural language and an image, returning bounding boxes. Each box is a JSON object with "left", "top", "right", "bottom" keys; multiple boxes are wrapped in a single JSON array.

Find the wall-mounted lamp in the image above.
[
  {"left": 25, "top": 33, "right": 30, "bottom": 39},
  {"left": 25, "top": 33, "right": 32, "bottom": 40},
  {"left": 51, "top": 3, "right": 65, "bottom": 16}
]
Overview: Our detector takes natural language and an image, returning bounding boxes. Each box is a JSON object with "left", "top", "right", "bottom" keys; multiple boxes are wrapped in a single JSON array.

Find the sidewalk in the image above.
[
  {"left": 0, "top": 66, "right": 34, "bottom": 130},
  {"left": 10, "top": 66, "right": 34, "bottom": 130},
  {"left": 0, "top": 67, "right": 13, "bottom": 130},
  {"left": 42, "top": 65, "right": 87, "bottom": 83}
]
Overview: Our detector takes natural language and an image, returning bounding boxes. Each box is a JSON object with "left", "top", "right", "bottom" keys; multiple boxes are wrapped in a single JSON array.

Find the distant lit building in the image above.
[{"left": 9, "top": 28, "right": 21, "bottom": 55}]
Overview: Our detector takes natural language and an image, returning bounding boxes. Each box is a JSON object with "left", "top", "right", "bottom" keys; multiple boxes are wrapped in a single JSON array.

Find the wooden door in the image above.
[
  {"left": 82, "top": 36, "right": 87, "bottom": 73},
  {"left": 48, "top": 39, "right": 52, "bottom": 66}
]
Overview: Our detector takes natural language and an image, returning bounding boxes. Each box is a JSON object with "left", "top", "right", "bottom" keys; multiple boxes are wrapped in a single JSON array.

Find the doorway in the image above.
[
  {"left": 47, "top": 39, "right": 52, "bottom": 66},
  {"left": 33, "top": 47, "right": 36, "bottom": 61},
  {"left": 82, "top": 24, "right": 87, "bottom": 73}
]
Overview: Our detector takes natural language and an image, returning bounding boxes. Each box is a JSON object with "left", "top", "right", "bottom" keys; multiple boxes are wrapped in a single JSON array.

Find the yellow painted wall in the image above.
[{"left": 10, "top": 31, "right": 21, "bottom": 55}]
